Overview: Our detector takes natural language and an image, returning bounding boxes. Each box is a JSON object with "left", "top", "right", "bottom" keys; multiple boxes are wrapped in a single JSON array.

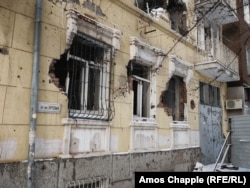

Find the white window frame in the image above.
[
  {"left": 80, "top": 61, "right": 104, "bottom": 112},
  {"left": 133, "top": 74, "right": 150, "bottom": 118},
  {"left": 67, "top": 53, "right": 109, "bottom": 119},
  {"left": 66, "top": 10, "right": 121, "bottom": 120},
  {"left": 246, "top": 47, "right": 250, "bottom": 75},
  {"left": 244, "top": 0, "right": 250, "bottom": 25},
  {"left": 130, "top": 37, "right": 165, "bottom": 122},
  {"left": 129, "top": 37, "right": 165, "bottom": 151}
]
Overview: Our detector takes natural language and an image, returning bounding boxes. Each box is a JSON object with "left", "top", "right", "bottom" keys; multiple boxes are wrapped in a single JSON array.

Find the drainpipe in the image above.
[{"left": 27, "top": 0, "right": 43, "bottom": 187}]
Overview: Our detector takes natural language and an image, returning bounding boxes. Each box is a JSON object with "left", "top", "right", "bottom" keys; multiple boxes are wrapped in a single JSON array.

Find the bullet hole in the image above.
[
  {"left": 42, "top": 80, "right": 45, "bottom": 83},
  {"left": 17, "top": 75, "right": 20, "bottom": 78},
  {"left": 19, "top": 67, "right": 23, "bottom": 70},
  {"left": 0, "top": 47, "right": 9, "bottom": 55},
  {"left": 41, "top": 165, "right": 46, "bottom": 170},
  {"left": 190, "top": 100, "right": 195, "bottom": 109}
]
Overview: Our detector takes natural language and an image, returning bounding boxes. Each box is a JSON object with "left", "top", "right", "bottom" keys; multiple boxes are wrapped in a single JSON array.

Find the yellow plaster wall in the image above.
[
  {"left": 0, "top": 7, "right": 15, "bottom": 47},
  {"left": 0, "top": 49, "right": 33, "bottom": 87},
  {"left": 3, "top": 87, "right": 30, "bottom": 125},
  {"left": 0, "top": 0, "right": 230, "bottom": 160},
  {"left": 110, "top": 127, "right": 130, "bottom": 152},
  {"left": 0, "top": 0, "right": 35, "bottom": 17},
  {"left": 0, "top": 0, "right": 69, "bottom": 161},
  {"left": 0, "top": 125, "right": 29, "bottom": 162},
  {"left": 12, "top": 14, "right": 34, "bottom": 52},
  {"left": 35, "top": 125, "right": 64, "bottom": 158},
  {"left": 40, "top": 22, "right": 61, "bottom": 58},
  {"left": 103, "top": 0, "right": 200, "bottom": 151},
  {"left": 0, "top": 86, "right": 7, "bottom": 123}
]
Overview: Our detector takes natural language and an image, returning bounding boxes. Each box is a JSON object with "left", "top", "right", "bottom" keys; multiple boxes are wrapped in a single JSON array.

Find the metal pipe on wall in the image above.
[{"left": 27, "top": 0, "right": 43, "bottom": 187}]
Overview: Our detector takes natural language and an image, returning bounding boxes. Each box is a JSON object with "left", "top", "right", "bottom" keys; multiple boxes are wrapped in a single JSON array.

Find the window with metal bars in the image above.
[
  {"left": 66, "top": 34, "right": 114, "bottom": 120},
  {"left": 66, "top": 176, "right": 109, "bottom": 188},
  {"left": 49, "top": 34, "right": 115, "bottom": 121}
]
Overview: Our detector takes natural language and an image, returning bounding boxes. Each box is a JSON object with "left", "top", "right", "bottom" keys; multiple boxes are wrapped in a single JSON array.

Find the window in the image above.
[
  {"left": 135, "top": 0, "right": 166, "bottom": 13},
  {"left": 246, "top": 47, "right": 250, "bottom": 75},
  {"left": 134, "top": 0, "right": 187, "bottom": 36},
  {"left": 51, "top": 34, "right": 114, "bottom": 120},
  {"left": 243, "top": 0, "right": 250, "bottom": 25},
  {"left": 166, "top": 0, "right": 187, "bottom": 35},
  {"left": 132, "top": 62, "right": 150, "bottom": 118},
  {"left": 129, "top": 37, "right": 165, "bottom": 121},
  {"left": 200, "top": 82, "right": 221, "bottom": 107},
  {"left": 67, "top": 34, "right": 113, "bottom": 120},
  {"left": 162, "top": 76, "right": 187, "bottom": 121}
]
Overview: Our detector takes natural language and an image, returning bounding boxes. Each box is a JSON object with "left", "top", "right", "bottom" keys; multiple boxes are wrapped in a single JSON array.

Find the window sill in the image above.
[
  {"left": 62, "top": 118, "right": 111, "bottom": 126},
  {"left": 130, "top": 117, "right": 158, "bottom": 127},
  {"left": 59, "top": 151, "right": 112, "bottom": 159},
  {"left": 170, "top": 121, "right": 190, "bottom": 129}
]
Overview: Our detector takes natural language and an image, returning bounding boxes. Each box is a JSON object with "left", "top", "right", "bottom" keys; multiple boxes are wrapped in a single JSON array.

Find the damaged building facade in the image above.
[{"left": 0, "top": 0, "right": 247, "bottom": 187}]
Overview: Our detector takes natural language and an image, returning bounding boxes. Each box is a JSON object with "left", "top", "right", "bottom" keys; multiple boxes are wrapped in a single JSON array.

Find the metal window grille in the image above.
[
  {"left": 66, "top": 176, "right": 109, "bottom": 188},
  {"left": 67, "top": 34, "right": 115, "bottom": 120}
]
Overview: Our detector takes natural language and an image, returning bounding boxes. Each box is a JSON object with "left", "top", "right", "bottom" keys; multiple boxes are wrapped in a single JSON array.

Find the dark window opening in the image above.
[
  {"left": 134, "top": 0, "right": 188, "bottom": 36},
  {"left": 246, "top": 48, "right": 250, "bottom": 75},
  {"left": 200, "top": 82, "right": 221, "bottom": 107},
  {"left": 167, "top": 0, "right": 187, "bottom": 35},
  {"left": 49, "top": 34, "right": 114, "bottom": 120},
  {"left": 204, "top": 26, "right": 213, "bottom": 53},
  {"left": 162, "top": 75, "right": 187, "bottom": 121},
  {"left": 131, "top": 62, "right": 150, "bottom": 118},
  {"left": 135, "top": 0, "right": 166, "bottom": 13},
  {"left": 245, "top": 88, "right": 250, "bottom": 102}
]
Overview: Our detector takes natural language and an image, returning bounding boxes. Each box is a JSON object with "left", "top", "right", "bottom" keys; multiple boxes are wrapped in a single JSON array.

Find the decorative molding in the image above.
[
  {"left": 169, "top": 55, "right": 193, "bottom": 84},
  {"left": 130, "top": 37, "right": 165, "bottom": 71},
  {"left": 66, "top": 9, "right": 121, "bottom": 56}
]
